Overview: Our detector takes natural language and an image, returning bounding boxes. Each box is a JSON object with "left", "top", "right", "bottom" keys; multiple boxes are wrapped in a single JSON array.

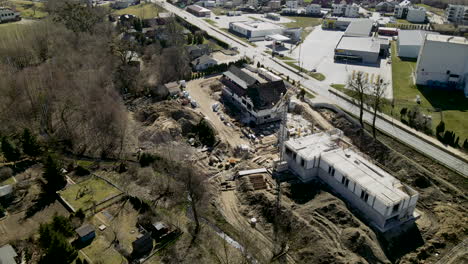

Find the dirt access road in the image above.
[
  {"left": 219, "top": 190, "right": 296, "bottom": 263},
  {"left": 185, "top": 77, "right": 249, "bottom": 148}
]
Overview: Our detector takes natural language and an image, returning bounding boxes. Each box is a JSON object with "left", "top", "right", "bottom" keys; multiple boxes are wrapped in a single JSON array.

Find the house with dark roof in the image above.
[
  {"left": 221, "top": 66, "right": 287, "bottom": 125},
  {"left": 132, "top": 233, "right": 153, "bottom": 257},
  {"left": 186, "top": 44, "right": 212, "bottom": 60}
]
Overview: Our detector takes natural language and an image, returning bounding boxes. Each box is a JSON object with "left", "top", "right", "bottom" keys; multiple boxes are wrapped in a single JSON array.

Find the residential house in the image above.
[
  {"left": 75, "top": 224, "right": 96, "bottom": 243},
  {"left": 221, "top": 66, "right": 287, "bottom": 125},
  {"left": 0, "top": 7, "right": 21, "bottom": 23},
  {"left": 332, "top": 3, "right": 359, "bottom": 18},
  {"left": 0, "top": 244, "right": 18, "bottom": 264},
  {"left": 406, "top": 6, "right": 426, "bottom": 23},
  {"left": 306, "top": 4, "right": 322, "bottom": 16},
  {"left": 191, "top": 55, "right": 218, "bottom": 71},
  {"left": 151, "top": 222, "right": 170, "bottom": 240},
  {"left": 186, "top": 44, "right": 212, "bottom": 60},
  {"left": 132, "top": 233, "right": 153, "bottom": 257},
  {"left": 445, "top": 4, "right": 468, "bottom": 25},
  {"left": 375, "top": 1, "right": 397, "bottom": 12}
]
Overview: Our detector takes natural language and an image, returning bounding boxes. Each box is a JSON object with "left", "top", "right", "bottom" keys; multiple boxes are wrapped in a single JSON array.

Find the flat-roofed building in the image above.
[
  {"left": 284, "top": 131, "right": 420, "bottom": 231},
  {"left": 415, "top": 34, "right": 468, "bottom": 96},
  {"left": 335, "top": 36, "right": 382, "bottom": 63},
  {"left": 397, "top": 30, "right": 437, "bottom": 58},
  {"left": 186, "top": 5, "right": 211, "bottom": 17},
  {"left": 344, "top": 20, "right": 374, "bottom": 37},
  {"left": 229, "top": 21, "right": 284, "bottom": 40}
]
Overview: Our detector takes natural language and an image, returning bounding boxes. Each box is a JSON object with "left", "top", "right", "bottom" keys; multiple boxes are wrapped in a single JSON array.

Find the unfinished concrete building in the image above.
[{"left": 284, "top": 131, "right": 419, "bottom": 232}]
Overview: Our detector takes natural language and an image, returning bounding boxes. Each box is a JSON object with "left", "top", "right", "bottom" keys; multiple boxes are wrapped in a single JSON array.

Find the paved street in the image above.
[{"left": 153, "top": 0, "right": 468, "bottom": 177}]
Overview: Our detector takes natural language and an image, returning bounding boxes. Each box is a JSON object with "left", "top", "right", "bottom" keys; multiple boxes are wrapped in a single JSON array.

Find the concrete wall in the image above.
[
  {"left": 398, "top": 43, "right": 421, "bottom": 58},
  {"left": 415, "top": 39, "right": 468, "bottom": 85}
]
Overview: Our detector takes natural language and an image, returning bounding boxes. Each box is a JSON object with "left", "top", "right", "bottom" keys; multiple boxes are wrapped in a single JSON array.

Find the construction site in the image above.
[{"left": 116, "top": 64, "right": 468, "bottom": 264}]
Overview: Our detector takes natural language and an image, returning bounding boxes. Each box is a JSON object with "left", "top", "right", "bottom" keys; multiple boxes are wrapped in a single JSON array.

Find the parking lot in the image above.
[{"left": 282, "top": 27, "right": 393, "bottom": 98}]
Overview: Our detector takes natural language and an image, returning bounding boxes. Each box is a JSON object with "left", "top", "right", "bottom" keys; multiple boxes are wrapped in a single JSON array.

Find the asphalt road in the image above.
[{"left": 153, "top": 0, "right": 468, "bottom": 177}]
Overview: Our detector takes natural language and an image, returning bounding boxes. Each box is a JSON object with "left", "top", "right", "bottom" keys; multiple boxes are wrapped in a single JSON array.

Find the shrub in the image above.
[
  {"left": 400, "top": 107, "right": 407, "bottom": 118},
  {"left": 139, "top": 153, "right": 156, "bottom": 167},
  {"left": 0, "top": 167, "right": 13, "bottom": 182},
  {"left": 1, "top": 137, "right": 21, "bottom": 162},
  {"left": 75, "top": 166, "right": 90, "bottom": 176},
  {"left": 436, "top": 121, "right": 445, "bottom": 135}
]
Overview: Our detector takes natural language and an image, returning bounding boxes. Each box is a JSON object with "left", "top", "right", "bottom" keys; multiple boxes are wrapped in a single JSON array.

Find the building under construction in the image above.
[{"left": 283, "top": 131, "right": 420, "bottom": 232}]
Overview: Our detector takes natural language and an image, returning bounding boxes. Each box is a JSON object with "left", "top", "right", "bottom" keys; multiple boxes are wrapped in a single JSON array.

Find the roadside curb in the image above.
[{"left": 328, "top": 88, "right": 468, "bottom": 167}]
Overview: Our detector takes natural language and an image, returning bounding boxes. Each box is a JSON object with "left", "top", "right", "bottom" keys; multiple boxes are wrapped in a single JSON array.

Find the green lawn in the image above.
[
  {"left": 415, "top": 3, "right": 445, "bottom": 16},
  {"left": 7, "top": 0, "right": 48, "bottom": 19},
  {"left": 204, "top": 18, "right": 217, "bottom": 26},
  {"left": 0, "top": 177, "right": 15, "bottom": 186},
  {"left": 285, "top": 61, "right": 325, "bottom": 81},
  {"left": 59, "top": 176, "right": 122, "bottom": 211},
  {"left": 113, "top": 3, "right": 162, "bottom": 19},
  {"left": 79, "top": 235, "right": 127, "bottom": 264},
  {"left": 390, "top": 41, "right": 467, "bottom": 142}
]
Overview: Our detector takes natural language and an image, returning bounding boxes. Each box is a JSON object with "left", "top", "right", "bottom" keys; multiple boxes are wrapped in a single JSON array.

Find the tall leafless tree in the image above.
[
  {"left": 368, "top": 79, "right": 388, "bottom": 138},
  {"left": 347, "top": 71, "right": 369, "bottom": 127}
]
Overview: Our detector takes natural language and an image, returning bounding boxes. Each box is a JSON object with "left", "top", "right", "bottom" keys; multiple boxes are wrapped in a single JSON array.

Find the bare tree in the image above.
[
  {"left": 178, "top": 164, "right": 206, "bottom": 236},
  {"left": 347, "top": 71, "right": 369, "bottom": 127},
  {"left": 368, "top": 79, "right": 388, "bottom": 138}
]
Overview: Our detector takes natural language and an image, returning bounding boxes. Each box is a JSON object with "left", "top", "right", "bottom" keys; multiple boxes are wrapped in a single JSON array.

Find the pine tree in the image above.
[
  {"left": 43, "top": 155, "right": 67, "bottom": 192},
  {"left": 22, "top": 128, "right": 41, "bottom": 157},
  {"left": 1, "top": 137, "right": 20, "bottom": 162}
]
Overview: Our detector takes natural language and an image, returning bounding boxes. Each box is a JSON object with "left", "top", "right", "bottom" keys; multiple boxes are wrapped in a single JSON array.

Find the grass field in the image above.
[
  {"left": 79, "top": 235, "right": 127, "bottom": 264},
  {"left": 6, "top": 0, "right": 48, "bottom": 19},
  {"left": 285, "top": 61, "right": 326, "bottom": 81},
  {"left": 391, "top": 42, "right": 468, "bottom": 142},
  {"left": 113, "top": 3, "right": 162, "bottom": 19},
  {"left": 59, "top": 176, "right": 122, "bottom": 211},
  {"left": 283, "top": 17, "right": 321, "bottom": 40},
  {"left": 415, "top": 3, "right": 445, "bottom": 16}
]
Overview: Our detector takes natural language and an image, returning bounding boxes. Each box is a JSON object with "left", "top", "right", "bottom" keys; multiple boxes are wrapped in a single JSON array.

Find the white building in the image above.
[
  {"left": 232, "top": 0, "right": 243, "bottom": 6},
  {"left": 406, "top": 6, "right": 426, "bottom": 23},
  {"left": 335, "top": 36, "right": 381, "bottom": 63},
  {"left": 306, "top": 4, "right": 321, "bottom": 16},
  {"left": 394, "top": 0, "right": 411, "bottom": 18},
  {"left": 186, "top": 5, "right": 212, "bottom": 17},
  {"left": 191, "top": 55, "right": 218, "bottom": 71},
  {"left": 284, "top": 131, "right": 420, "bottom": 232},
  {"left": 332, "top": 4, "right": 359, "bottom": 18},
  {"left": 269, "top": 0, "right": 281, "bottom": 10},
  {"left": 221, "top": 66, "right": 287, "bottom": 125},
  {"left": 445, "top": 4, "right": 468, "bottom": 25},
  {"left": 0, "top": 7, "right": 21, "bottom": 23},
  {"left": 343, "top": 20, "right": 374, "bottom": 37},
  {"left": 229, "top": 21, "right": 284, "bottom": 40},
  {"left": 286, "top": 0, "right": 298, "bottom": 9},
  {"left": 415, "top": 34, "right": 468, "bottom": 96},
  {"left": 397, "top": 30, "right": 437, "bottom": 58}
]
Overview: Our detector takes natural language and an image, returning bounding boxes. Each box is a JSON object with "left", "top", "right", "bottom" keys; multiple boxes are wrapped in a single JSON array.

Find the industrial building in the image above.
[
  {"left": 378, "top": 27, "right": 398, "bottom": 36},
  {"left": 229, "top": 21, "right": 284, "bottom": 40},
  {"left": 284, "top": 131, "right": 420, "bottom": 232},
  {"left": 445, "top": 4, "right": 468, "bottom": 25},
  {"left": 266, "top": 12, "right": 281, "bottom": 21},
  {"left": 397, "top": 30, "right": 437, "bottom": 58},
  {"left": 335, "top": 36, "right": 382, "bottom": 63},
  {"left": 322, "top": 17, "right": 370, "bottom": 30},
  {"left": 415, "top": 34, "right": 468, "bottom": 97},
  {"left": 343, "top": 20, "right": 374, "bottom": 37},
  {"left": 221, "top": 66, "right": 287, "bottom": 125},
  {"left": 332, "top": 3, "right": 359, "bottom": 18},
  {"left": 186, "top": 5, "right": 211, "bottom": 17}
]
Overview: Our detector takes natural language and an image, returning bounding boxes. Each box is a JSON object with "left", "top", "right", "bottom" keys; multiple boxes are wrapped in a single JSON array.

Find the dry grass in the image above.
[
  {"left": 113, "top": 3, "right": 162, "bottom": 19},
  {"left": 59, "top": 176, "right": 122, "bottom": 211}
]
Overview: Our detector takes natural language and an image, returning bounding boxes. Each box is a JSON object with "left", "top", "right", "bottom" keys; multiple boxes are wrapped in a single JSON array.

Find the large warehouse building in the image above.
[
  {"left": 284, "top": 131, "right": 420, "bottom": 232},
  {"left": 229, "top": 21, "right": 284, "bottom": 40},
  {"left": 335, "top": 37, "right": 381, "bottom": 63},
  {"left": 415, "top": 35, "right": 468, "bottom": 96},
  {"left": 397, "top": 30, "right": 438, "bottom": 59}
]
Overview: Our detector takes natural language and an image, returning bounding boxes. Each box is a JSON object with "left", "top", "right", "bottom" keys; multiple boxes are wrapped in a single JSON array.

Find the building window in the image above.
[
  {"left": 242, "top": 99, "right": 247, "bottom": 105},
  {"left": 341, "top": 177, "right": 349, "bottom": 187},
  {"left": 392, "top": 203, "right": 400, "bottom": 213},
  {"left": 446, "top": 70, "right": 451, "bottom": 74},
  {"left": 328, "top": 166, "right": 332, "bottom": 174},
  {"left": 285, "top": 147, "right": 292, "bottom": 156},
  {"left": 360, "top": 190, "right": 369, "bottom": 202},
  {"left": 300, "top": 158, "right": 305, "bottom": 168},
  {"left": 332, "top": 168, "right": 335, "bottom": 176}
]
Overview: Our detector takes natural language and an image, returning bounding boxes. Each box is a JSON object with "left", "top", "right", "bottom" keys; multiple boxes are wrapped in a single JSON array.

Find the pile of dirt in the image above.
[
  {"left": 135, "top": 101, "right": 203, "bottom": 148},
  {"left": 236, "top": 178, "right": 390, "bottom": 264}
]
